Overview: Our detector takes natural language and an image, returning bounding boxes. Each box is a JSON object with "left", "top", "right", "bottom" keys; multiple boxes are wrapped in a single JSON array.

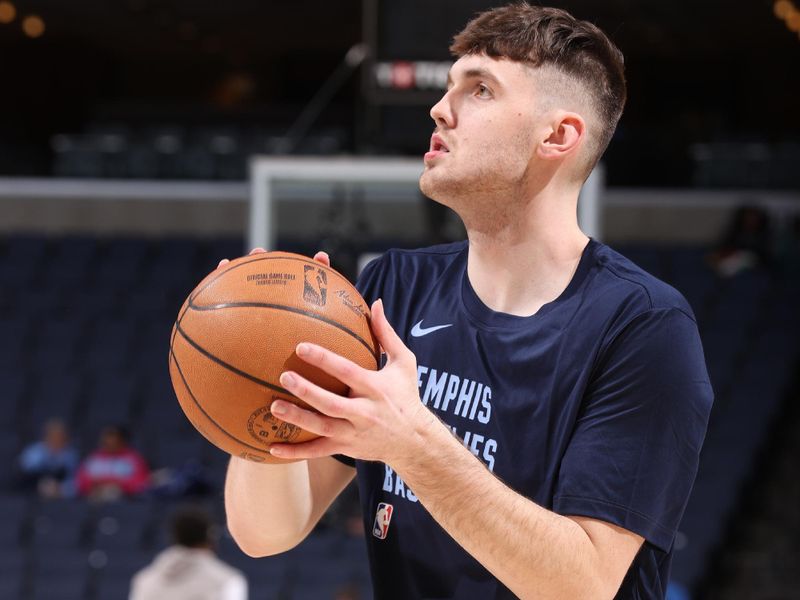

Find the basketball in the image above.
[{"left": 168, "top": 251, "right": 380, "bottom": 463}]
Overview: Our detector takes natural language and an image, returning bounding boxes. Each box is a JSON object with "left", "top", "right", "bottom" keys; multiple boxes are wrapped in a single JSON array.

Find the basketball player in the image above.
[{"left": 224, "top": 4, "right": 713, "bottom": 598}]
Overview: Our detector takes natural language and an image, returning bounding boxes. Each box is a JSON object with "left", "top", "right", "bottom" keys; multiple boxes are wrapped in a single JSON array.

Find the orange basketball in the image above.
[{"left": 168, "top": 252, "right": 379, "bottom": 463}]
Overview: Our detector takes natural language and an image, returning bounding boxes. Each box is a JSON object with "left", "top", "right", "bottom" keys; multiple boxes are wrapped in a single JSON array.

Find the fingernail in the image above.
[
  {"left": 271, "top": 400, "right": 286, "bottom": 415},
  {"left": 269, "top": 446, "right": 283, "bottom": 456},
  {"left": 296, "top": 343, "right": 309, "bottom": 356}
]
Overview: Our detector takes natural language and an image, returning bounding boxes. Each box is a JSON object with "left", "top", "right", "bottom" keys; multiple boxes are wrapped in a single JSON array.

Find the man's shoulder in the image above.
[
  {"left": 591, "top": 242, "right": 695, "bottom": 320},
  {"left": 360, "top": 241, "right": 467, "bottom": 286},
  {"left": 370, "top": 240, "right": 467, "bottom": 268}
]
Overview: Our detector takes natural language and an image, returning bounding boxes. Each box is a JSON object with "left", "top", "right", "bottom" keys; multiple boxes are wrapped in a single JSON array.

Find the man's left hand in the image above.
[{"left": 268, "top": 299, "right": 434, "bottom": 465}]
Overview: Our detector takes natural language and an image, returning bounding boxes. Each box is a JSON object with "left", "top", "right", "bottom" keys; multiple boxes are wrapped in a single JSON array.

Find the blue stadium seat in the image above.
[
  {"left": 2, "top": 235, "right": 48, "bottom": 264},
  {"left": 89, "top": 501, "right": 152, "bottom": 551},
  {"left": 26, "top": 373, "right": 83, "bottom": 432},
  {"left": 0, "top": 495, "right": 29, "bottom": 548},
  {"left": 14, "top": 289, "right": 62, "bottom": 317},
  {"left": 29, "top": 499, "right": 90, "bottom": 549},
  {"left": 83, "top": 318, "right": 136, "bottom": 371},
  {"left": 0, "top": 371, "right": 26, "bottom": 429},
  {"left": 0, "top": 566, "right": 24, "bottom": 600},
  {"left": 30, "top": 575, "right": 86, "bottom": 600},
  {"left": 84, "top": 370, "right": 136, "bottom": 423},
  {"left": 67, "top": 287, "right": 120, "bottom": 318},
  {"left": 41, "top": 237, "right": 98, "bottom": 290},
  {"left": 92, "top": 576, "right": 134, "bottom": 600}
]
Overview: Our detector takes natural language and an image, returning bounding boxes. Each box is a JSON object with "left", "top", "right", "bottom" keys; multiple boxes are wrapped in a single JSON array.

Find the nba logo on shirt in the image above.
[{"left": 372, "top": 502, "right": 393, "bottom": 539}]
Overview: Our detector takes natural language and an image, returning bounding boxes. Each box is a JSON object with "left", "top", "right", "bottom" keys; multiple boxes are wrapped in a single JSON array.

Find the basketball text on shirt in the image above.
[{"left": 380, "top": 363, "right": 499, "bottom": 505}]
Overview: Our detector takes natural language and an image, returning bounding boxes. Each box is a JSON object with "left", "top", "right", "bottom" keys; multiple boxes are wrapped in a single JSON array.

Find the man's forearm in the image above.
[
  {"left": 392, "top": 415, "right": 609, "bottom": 600},
  {"left": 224, "top": 455, "right": 356, "bottom": 557},
  {"left": 224, "top": 457, "right": 316, "bottom": 556}
]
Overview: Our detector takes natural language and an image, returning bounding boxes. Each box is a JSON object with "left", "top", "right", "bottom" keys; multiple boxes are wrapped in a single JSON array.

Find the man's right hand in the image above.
[{"left": 221, "top": 246, "right": 353, "bottom": 558}]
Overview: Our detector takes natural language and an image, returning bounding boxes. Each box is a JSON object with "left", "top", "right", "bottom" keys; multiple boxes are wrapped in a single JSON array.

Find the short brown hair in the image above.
[{"left": 450, "top": 3, "right": 626, "bottom": 176}]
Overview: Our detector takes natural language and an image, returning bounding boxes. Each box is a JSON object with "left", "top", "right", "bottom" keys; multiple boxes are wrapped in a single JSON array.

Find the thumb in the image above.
[{"left": 370, "top": 299, "right": 407, "bottom": 362}]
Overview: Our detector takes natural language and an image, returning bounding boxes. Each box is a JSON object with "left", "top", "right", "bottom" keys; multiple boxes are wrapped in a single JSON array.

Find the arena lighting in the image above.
[
  {"left": 774, "top": 0, "right": 793, "bottom": 19},
  {"left": 0, "top": 1, "right": 16, "bottom": 24},
  {"left": 22, "top": 14, "right": 45, "bottom": 38},
  {"left": 773, "top": 0, "right": 800, "bottom": 36}
]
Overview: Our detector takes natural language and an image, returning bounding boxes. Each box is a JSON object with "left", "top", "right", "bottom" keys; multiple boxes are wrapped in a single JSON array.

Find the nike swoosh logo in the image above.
[{"left": 410, "top": 320, "right": 453, "bottom": 337}]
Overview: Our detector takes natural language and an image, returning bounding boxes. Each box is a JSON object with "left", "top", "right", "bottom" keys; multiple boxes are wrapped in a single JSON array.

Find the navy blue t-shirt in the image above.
[{"left": 337, "top": 240, "right": 713, "bottom": 600}]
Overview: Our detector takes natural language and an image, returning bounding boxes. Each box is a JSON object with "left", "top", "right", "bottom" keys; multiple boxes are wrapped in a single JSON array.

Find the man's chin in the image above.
[{"left": 419, "top": 170, "right": 454, "bottom": 204}]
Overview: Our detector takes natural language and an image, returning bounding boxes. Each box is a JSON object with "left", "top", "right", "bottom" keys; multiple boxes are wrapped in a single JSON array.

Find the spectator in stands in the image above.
[
  {"left": 708, "top": 204, "right": 772, "bottom": 277},
  {"left": 76, "top": 425, "right": 150, "bottom": 501},
  {"left": 17, "top": 419, "right": 79, "bottom": 498},
  {"left": 130, "top": 507, "right": 247, "bottom": 600}
]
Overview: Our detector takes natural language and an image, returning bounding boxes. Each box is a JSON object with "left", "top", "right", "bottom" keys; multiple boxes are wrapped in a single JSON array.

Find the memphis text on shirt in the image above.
[{"left": 382, "top": 364, "right": 498, "bottom": 504}]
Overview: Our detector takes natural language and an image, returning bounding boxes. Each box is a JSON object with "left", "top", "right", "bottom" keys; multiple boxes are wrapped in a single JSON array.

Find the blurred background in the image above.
[{"left": 0, "top": 0, "right": 798, "bottom": 599}]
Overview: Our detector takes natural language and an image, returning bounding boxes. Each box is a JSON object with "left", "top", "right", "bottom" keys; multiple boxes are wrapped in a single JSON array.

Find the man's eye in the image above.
[{"left": 476, "top": 84, "right": 492, "bottom": 98}]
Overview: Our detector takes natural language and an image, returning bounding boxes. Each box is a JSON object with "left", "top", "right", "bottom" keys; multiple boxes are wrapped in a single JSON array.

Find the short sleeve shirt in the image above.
[{"left": 338, "top": 240, "right": 713, "bottom": 600}]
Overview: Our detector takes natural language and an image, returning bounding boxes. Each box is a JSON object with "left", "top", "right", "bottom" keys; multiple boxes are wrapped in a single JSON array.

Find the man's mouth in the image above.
[
  {"left": 430, "top": 134, "right": 450, "bottom": 153},
  {"left": 425, "top": 134, "right": 450, "bottom": 161}
]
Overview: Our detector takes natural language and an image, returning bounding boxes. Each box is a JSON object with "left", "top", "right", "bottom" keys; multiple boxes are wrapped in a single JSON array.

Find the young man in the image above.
[
  {"left": 130, "top": 508, "right": 247, "bottom": 600},
  {"left": 225, "top": 4, "right": 713, "bottom": 599}
]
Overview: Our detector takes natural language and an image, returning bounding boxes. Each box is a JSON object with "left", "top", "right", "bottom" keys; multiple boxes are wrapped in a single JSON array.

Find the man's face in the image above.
[
  {"left": 419, "top": 54, "right": 545, "bottom": 215},
  {"left": 101, "top": 429, "right": 124, "bottom": 452},
  {"left": 44, "top": 424, "right": 68, "bottom": 451}
]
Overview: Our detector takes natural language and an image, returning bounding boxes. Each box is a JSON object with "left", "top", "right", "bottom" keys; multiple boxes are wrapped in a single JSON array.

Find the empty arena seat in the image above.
[
  {"left": 0, "top": 495, "right": 29, "bottom": 548},
  {"left": 89, "top": 501, "right": 153, "bottom": 550},
  {"left": 26, "top": 372, "right": 83, "bottom": 428},
  {"left": 28, "top": 499, "right": 91, "bottom": 549},
  {"left": 0, "top": 551, "right": 26, "bottom": 596},
  {"left": 30, "top": 575, "right": 87, "bottom": 600}
]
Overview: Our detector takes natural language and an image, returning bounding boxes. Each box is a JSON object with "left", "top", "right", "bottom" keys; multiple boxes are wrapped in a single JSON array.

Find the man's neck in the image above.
[{"left": 465, "top": 189, "right": 589, "bottom": 317}]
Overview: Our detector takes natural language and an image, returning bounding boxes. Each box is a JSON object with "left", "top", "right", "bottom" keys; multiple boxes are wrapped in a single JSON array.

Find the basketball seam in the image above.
[
  {"left": 187, "top": 300, "right": 379, "bottom": 363},
  {"left": 189, "top": 254, "right": 362, "bottom": 306},
  {"left": 169, "top": 348, "right": 272, "bottom": 454},
  {"left": 175, "top": 321, "right": 292, "bottom": 395}
]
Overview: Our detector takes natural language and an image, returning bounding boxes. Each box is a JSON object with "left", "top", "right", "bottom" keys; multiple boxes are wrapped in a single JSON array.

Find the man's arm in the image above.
[
  {"left": 225, "top": 455, "right": 355, "bottom": 556},
  {"left": 267, "top": 300, "right": 643, "bottom": 599},
  {"left": 385, "top": 413, "right": 643, "bottom": 599},
  {"left": 221, "top": 249, "right": 357, "bottom": 557}
]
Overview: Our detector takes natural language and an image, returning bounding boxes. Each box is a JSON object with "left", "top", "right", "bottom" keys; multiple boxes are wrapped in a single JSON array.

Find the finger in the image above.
[
  {"left": 270, "top": 397, "right": 346, "bottom": 438},
  {"left": 293, "top": 344, "right": 373, "bottom": 391},
  {"left": 313, "top": 251, "right": 330, "bottom": 267},
  {"left": 278, "top": 372, "right": 356, "bottom": 419},
  {"left": 249, "top": 247, "right": 267, "bottom": 255},
  {"left": 370, "top": 299, "right": 408, "bottom": 362},
  {"left": 217, "top": 258, "right": 230, "bottom": 269},
  {"left": 269, "top": 437, "right": 343, "bottom": 460}
]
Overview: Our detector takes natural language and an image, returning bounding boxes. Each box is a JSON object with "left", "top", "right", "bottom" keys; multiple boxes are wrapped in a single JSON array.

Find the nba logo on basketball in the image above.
[{"left": 372, "top": 503, "right": 393, "bottom": 539}]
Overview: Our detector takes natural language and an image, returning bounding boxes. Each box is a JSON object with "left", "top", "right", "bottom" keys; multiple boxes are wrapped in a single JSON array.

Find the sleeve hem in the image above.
[{"left": 554, "top": 494, "right": 675, "bottom": 553}]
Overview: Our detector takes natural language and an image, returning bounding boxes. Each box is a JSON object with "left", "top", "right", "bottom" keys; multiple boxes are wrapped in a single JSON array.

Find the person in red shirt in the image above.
[{"left": 76, "top": 425, "right": 150, "bottom": 500}]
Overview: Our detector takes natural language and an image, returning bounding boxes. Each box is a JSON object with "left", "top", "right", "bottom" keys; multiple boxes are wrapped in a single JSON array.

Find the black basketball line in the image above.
[
  {"left": 188, "top": 301, "right": 379, "bottom": 363},
  {"left": 190, "top": 253, "right": 360, "bottom": 307},
  {"left": 176, "top": 297, "right": 192, "bottom": 328},
  {"left": 170, "top": 302, "right": 190, "bottom": 354},
  {"left": 175, "top": 321, "right": 291, "bottom": 395},
  {"left": 169, "top": 347, "right": 272, "bottom": 454}
]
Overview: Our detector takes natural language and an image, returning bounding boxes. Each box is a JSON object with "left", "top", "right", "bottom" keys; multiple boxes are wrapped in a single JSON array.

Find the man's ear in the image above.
[{"left": 537, "top": 111, "right": 585, "bottom": 161}]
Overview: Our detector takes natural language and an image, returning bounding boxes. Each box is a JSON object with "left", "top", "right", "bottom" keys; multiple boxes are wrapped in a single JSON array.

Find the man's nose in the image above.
[{"left": 430, "top": 91, "right": 455, "bottom": 128}]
